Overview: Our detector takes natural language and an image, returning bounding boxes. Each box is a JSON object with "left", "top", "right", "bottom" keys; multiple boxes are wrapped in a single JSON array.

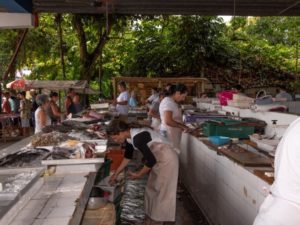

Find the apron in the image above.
[
  {"left": 165, "top": 109, "right": 182, "bottom": 150},
  {"left": 254, "top": 194, "right": 300, "bottom": 225},
  {"left": 151, "top": 118, "right": 161, "bottom": 131},
  {"left": 144, "top": 142, "right": 179, "bottom": 222}
]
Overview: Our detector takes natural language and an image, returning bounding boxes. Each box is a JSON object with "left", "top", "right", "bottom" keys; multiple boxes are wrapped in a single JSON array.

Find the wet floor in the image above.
[
  {"left": 120, "top": 166, "right": 210, "bottom": 225},
  {"left": 174, "top": 184, "right": 210, "bottom": 225}
]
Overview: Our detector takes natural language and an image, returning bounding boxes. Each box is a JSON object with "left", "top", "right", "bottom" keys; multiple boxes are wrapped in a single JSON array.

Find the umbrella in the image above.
[{"left": 6, "top": 79, "right": 27, "bottom": 90}]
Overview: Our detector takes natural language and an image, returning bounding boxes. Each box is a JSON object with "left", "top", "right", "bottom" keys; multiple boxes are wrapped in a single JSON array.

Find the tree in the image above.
[{"left": 72, "top": 14, "right": 114, "bottom": 82}]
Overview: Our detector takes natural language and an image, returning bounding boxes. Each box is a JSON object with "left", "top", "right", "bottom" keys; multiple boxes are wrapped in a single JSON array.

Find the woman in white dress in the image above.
[
  {"left": 34, "top": 94, "right": 51, "bottom": 134},
  {"left": 108, "top": 119, "right": 179, "bottom": 225},
  {"left": 159, "top": 83, "right": 190, "bottom": 149}
]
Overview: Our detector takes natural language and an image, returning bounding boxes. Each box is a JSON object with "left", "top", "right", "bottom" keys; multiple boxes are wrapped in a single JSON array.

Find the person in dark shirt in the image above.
[
  {"left": 64, "top": 89, "right": 77, "bottom": 115},
  {"left": 30, "top": 90, "right": 38, "bottom": 127},
  {"left": 107, "top": 119, "right": 179, "bottom": 225},
  {"left": 73, "top": 93, "right": 84, "bottom": 113}
]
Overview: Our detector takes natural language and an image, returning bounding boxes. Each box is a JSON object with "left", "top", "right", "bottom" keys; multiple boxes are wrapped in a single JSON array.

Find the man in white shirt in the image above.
[
  {"left": 146, "top": 87, "right": 159, "bottom": 105},
  {"left": 115, "top": 81, "right": 130, "bottom": 116},
  {"left": 253, "top": 118, "right": 300, "bottom": 225}
]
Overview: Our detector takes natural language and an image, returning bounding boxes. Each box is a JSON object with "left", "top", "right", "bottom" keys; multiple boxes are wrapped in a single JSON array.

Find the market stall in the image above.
[
  {"left": 0, "top": 90, "right": 299, "bottom": 225},
  {"left": 0, "top": 116, "right": 118, "bottom": 225},
  {"left": 0, "top": 102, "right": 155, "bottom": 225},
  {"left": 178, "top": 97, "right": 299, "bottom": 225}
]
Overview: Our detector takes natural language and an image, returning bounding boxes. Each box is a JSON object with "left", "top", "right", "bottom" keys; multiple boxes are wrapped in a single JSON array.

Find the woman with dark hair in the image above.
[
  {"left": 107, "top": 119, "right": 179, "bottom": 225},
  {"left": 65, "top": 96, "right": 76, "bottom": 115},
  {"left": 47, "top": 92, "right": 63, "bottom": 124},
  {"left": 64, "top": 89, "right": 76, "bottom": 115},
  {"left": 159, "top": 83, "right": 190, "bottom": 149},
  {"left": 73, "top": 93, "right": 84, "bottom": 113}
]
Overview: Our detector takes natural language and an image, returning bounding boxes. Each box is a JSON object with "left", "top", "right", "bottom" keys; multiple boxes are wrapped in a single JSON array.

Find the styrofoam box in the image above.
[
  {"left": 91, "top": 103, "right": 109, "bottom": 109},
  {"left": 227, "top": 100, "right": 251, "bottom": 109},
  {"left": 232, "top": 94, "right": 254, "bottom": 102}
]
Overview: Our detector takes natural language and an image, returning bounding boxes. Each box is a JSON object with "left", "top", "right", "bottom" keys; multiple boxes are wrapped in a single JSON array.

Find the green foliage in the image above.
[{"left": 0, "top": 14, "right": 299, "bottom": 97}]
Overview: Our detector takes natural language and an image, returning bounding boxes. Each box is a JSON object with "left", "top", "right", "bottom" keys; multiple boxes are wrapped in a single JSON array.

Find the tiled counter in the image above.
[
  {"left": 180, "top": 133, "right": 271, "bottom": 225},
  {"left": 8, "top": 172, "right": 95, "bottom": 225}
]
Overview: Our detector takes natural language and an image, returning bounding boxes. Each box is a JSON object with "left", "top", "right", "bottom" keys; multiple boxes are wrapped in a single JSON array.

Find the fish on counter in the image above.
[
  {"left": 0, "top": 148, "right": 50, "bottom": 168},
  {"left": 41, "top": 125, "right": 71, "bottom": 133},
  {"left": 30, "top": 131, "right": 72, "bottom": 147}
]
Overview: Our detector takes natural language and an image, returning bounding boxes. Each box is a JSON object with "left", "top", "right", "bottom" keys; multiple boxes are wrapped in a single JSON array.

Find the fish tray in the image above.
[{"left": 0, "top": 167, "right": 44, "bottom": 224}]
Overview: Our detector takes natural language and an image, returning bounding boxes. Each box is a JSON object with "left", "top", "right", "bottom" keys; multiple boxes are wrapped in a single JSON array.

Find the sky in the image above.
[{"left": 220, "top": 16, "right": 232, "bottom": 23}]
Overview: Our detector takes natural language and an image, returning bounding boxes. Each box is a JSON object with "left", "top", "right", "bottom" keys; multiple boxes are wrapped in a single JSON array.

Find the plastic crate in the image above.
[
  {"left": 114, "top": 194, "right": 123, "bottom": 225},
  {"left": 106, "top": 149, "right": 125, "bottom": 172},
  {"left": 202, "top": 119, "right": 255, "bottom": 139},
  {"left": 208, "top": 136, "right": 230, "bottom": 146},
  {"left": 95, "top": 159, "right": 111, "bottom": 184}
]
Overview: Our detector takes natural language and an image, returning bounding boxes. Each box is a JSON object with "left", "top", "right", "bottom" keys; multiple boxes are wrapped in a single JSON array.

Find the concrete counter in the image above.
[{"left": 180, "top": 133, "right": 271, "bottom": 225}]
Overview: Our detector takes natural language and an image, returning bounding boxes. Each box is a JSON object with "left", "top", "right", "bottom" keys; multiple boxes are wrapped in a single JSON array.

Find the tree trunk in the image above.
[
  {"left": 56, "top": 14, "right": 66, "bottom": 80},
  {"left": 73, "top": 14, "right": 114, "bottom": 82}
]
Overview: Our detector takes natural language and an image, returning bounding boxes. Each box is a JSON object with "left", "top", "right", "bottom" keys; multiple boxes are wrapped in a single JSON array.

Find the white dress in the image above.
[
  {"left": 159, "top": 96, "right": 183, "bottom": 149},
  {"left": 253, "top": 118, "right": 300, "bottom": 225},
  {"left": 116, "top": 91, "right": 130, "bottom": 115},
  {"left": 34, "top": 107, "right": 51, "bottom": 134}
]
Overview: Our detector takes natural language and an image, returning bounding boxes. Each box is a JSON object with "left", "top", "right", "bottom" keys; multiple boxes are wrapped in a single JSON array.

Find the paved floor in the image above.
[
  {"left": 0, "top": 139, "right": 22, "bottom": 150},
  {"left": 120, "top": 184, "right": 210, "bottom": 225}
]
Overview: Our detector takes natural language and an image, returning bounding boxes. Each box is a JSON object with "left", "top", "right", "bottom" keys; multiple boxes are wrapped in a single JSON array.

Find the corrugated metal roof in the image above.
[{"left": 32, "top": 0, "right": 300, "bottom": 16}]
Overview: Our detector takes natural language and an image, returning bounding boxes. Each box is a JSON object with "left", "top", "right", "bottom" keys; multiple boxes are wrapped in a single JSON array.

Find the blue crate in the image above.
[{"left": 209, "top": 136, "right": 230, "bottom": 146}]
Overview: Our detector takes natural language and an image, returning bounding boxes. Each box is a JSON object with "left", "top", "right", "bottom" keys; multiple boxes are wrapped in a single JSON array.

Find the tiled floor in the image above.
[{"left": 0, "top": 139, "right": 21, "bottom": 150}]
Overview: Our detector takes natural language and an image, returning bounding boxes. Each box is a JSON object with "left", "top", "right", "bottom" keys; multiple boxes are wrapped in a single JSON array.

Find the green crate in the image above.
[
  {"left": 115, "top": 206, "right": 122, "bottom": 225},
  {"left": 95, "top": 159, "right": 111, "bottom": 184},
  {"left": 113, "top": 193, "right": 123, "bottom": 205},
  {"left": 202, "top": 118, "right": 255, "bottom": 138}
]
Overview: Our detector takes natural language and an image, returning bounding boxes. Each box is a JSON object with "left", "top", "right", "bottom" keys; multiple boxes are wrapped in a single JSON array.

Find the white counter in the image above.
[{"left": 180, "top": 133, "right": 271, "bottom": 225}]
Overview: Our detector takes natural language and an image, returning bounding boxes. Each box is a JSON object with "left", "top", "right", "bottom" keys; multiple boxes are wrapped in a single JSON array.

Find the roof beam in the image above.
[
  {"left": 31, "top": 0, "right": 300, "bottom": 16},
  {"left": 0, "top": 0, "right": 32, "bottom": 13}
]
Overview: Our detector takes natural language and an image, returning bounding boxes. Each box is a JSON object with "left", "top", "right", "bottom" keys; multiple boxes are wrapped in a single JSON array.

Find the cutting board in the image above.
[
  {"left": 253, "top": 169, "right": 274, "bottom": 184},
  {"left": 218, "top": 145, "right": 273, "bottom": 167}
]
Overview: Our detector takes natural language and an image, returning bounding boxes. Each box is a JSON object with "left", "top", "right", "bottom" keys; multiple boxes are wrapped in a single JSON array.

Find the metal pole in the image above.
[
  {"left": 0, "top": 83, "right": 2, "bottom": 113},
  {"left": 296, "top": 41, "right": 299, "bottom": 74}
]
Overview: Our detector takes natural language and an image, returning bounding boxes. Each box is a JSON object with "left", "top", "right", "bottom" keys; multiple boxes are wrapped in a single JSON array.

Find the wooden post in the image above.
[
  {"left": 112, "top": 77, "right": 116, "bottom": 100},
  {"left": 98, "top": 50, "right": 103, "bottom": 97},
  {"left": 56, "top": 14, "right": 66, "bottom": 80},
  {"left": 2, "top": 29, "right": 28, "bottom": 81}
]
